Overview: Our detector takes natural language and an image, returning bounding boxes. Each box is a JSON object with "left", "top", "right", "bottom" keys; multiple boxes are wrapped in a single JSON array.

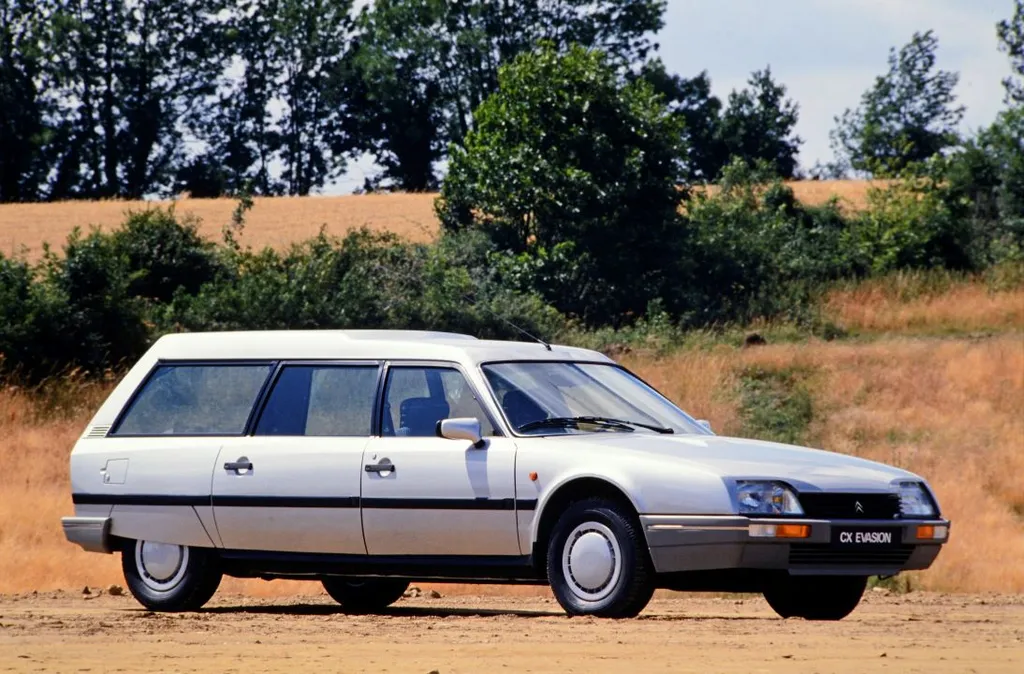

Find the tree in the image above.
[
  {"left": 638, "top": 60, "right": 726, "bottom": 181},
  {"left": 830, "top": 31, "right": 964, "bottom": 177},
  {"left": 44, "top": 0, "right": 230, "bottom": 200},
  {"left": 273, "top": 0, "right": 354, "bottom": 196},
  {"left": 0, "top": 1, "right": 55, "bottom": 202},
  {"left": 716, "top": 67, "right": 802, "bottom": 179},
  {"left": 436, "top": 45, "right": 688, "bottom": 325},
  {"left": 177, "top": 0, "right": 284, "bottom": 197},
  {"left": 943, "top": 107, "right": 1024, "bottom": 263},
  {"left": 347, "top": 0, "right": 666, "bottom": 191},
  {"left": 998, "top": 0, "right": 1024, "bottom": 105}
]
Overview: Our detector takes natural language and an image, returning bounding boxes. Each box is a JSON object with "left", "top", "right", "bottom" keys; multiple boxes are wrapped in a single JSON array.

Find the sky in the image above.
[{"left": 333, "top": 0, "right": 1015, "bottom": 192}]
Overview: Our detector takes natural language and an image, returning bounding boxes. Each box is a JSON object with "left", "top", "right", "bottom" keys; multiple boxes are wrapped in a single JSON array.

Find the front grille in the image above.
[
  {"left": 790, "top": 544, "right": 914, "bottom": 567},
  {"left": 799, "top": 492, "right": 901, "bottom": 520}
]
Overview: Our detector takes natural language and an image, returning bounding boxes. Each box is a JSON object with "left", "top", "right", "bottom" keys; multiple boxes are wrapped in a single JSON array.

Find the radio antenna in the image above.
[{"left": 463, "top": 293, "right": 552, "bottom": 351}]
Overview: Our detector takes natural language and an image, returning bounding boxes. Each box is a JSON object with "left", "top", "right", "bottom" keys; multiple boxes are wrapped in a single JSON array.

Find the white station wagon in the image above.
[{"left": 62, "top": 330, "right": 949, "bottom": 619}]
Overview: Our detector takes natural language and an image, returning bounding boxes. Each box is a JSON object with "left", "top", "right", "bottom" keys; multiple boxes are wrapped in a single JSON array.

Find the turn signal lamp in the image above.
[{"left": 916, "top": 524, "right": 949, "bottom": 540}]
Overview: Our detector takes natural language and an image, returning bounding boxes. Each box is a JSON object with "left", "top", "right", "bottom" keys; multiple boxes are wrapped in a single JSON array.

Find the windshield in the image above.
[{"left": 482, "top": 362, "right": 711, "bottom": 436}]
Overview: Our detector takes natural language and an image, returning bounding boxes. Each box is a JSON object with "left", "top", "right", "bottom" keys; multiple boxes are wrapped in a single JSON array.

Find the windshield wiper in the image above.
[{"left": 517, "top": 416, "right": 673, "bottom": 434}]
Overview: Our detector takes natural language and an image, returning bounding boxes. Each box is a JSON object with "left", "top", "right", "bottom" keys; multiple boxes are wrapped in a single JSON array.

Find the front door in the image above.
[
  {"left": 360, "top": 364, "right": 520, "bottom": 556},
  {"left": 212, "top": 363, "right": 380, "bottom": 553}
]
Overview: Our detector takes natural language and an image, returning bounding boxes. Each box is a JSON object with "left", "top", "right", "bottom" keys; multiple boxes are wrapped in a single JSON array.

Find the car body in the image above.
[{"left": 62, "top": 330, "right": 949, "bottom": 618}]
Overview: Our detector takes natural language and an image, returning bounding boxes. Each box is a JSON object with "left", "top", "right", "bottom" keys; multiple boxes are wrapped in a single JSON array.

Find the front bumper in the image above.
[
  {"left": 642, "top": 515, "right": 949, "bottom": 576},
  {"left": 61, "top": 517, "right": 114, "bottom": 554}
]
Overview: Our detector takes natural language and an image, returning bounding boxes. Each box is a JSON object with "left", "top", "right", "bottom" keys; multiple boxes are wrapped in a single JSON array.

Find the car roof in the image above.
[{"left": 146, "top": 330, "right": 612, "bottom": 366}]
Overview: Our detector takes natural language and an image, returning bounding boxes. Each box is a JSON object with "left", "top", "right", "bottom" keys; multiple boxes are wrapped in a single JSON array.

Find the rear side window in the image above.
[
  {"left": 114, "top": 364, "right": 273, "bottom": 436},
  {"left": 255, "top": 365, "right": 379, "bottom": 436}
]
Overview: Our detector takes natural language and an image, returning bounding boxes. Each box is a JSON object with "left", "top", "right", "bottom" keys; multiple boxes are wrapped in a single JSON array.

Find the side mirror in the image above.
[
  {"left": 437, "top": 417, "right": 485, "bottom": 448},
  {"left": 696, "top": 419, "right": 713, "bottom": 433}
]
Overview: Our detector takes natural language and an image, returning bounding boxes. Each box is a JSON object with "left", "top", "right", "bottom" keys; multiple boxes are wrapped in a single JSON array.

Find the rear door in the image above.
[
  {"left": 360, "top": 364, "right": 520, "bottom": 556},
  {"left": 212, "top": 363, "right": 380, "bottom": 554}
]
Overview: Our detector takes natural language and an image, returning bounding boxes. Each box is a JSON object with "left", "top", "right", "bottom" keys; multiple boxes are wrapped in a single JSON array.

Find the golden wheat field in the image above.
[
  {"left": 0, "top": 281, "right": 1021, "bottom": 595},
  {"left": 0, "top": 180, "right": 876, "bottom": 262}
]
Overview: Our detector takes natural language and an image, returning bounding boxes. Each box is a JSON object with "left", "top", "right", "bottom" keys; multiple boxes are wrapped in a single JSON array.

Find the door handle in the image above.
[
  {"left": 365, "top": 462, "right": 396, "bottom": 474},
  {"left": 224, "top": 457, "right": 253, "bottom": 473}
]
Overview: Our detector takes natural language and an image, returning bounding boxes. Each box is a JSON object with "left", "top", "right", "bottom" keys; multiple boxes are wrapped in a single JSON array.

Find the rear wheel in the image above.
[
  {"left": 546, "top": 498, "right": 655, "bottom": 618},
  {"left": 321, "top": 578, "right": 409, "bottom": 613},
  {"left": 763, "top": 575, "right": 867, "bottom": 620},
  {"left": 122, "top": 540, "right": 222, "bottom": 611}
]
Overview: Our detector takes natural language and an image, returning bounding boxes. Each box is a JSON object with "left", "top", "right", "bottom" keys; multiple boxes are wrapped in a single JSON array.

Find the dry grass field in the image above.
[
  {"left": 0, "top": 278, "right": 1020, "bottom": 596},
  {"left": 0, "top": 180, "right": 875, "bottom": 261}
]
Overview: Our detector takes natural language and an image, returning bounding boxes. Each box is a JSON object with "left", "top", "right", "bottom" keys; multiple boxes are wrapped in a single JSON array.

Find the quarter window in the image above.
[
  {"left": 114, "top": 364, "right": 273, "bottom": 436},
  {"left": 382, "top": 366, "right": 494, "bottom": 437},
  {"left": 255, "top": 365, "right": 379, "bottom": 436}
]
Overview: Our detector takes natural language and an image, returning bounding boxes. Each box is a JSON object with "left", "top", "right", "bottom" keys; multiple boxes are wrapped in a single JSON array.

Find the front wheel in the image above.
[
  {"left": 321, "top": 578, "right": 409, "bottom": 613},
  {"left": 122, "top": 540, "right": 222, "bottom": 611},
  {"left": 546, "top": 498, "right": 655, "bottom": 618},
  {"left": 763, "top": 575, "right": 867, "bottom": 620}
]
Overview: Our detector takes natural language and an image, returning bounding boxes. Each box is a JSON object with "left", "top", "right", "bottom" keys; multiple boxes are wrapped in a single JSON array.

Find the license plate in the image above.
[{"left": 832, "top": 527, "right": 902, "bottom": 547}]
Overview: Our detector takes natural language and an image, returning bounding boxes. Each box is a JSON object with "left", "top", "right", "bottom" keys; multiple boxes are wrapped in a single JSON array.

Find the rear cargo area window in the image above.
[{"left": 114, "top": 364, "right": 273, "bottom": 436}]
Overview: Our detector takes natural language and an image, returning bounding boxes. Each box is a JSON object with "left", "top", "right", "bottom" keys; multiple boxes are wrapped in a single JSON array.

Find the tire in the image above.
[
  {"left": 763, "top": 575, "right": 867, "bottom": 621},
  {"left": 321, "top": 578, "right": 409, "bottom": 613},
  {"left": 121, "top": 540, "right": 222, "bottom": 612},
  {"left": 546, "top": 498, "right": 655, "bottom": 618}
]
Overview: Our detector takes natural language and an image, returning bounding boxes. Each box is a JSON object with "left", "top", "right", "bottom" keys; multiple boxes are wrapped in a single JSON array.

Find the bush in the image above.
[
  {"left": 851, "top": 167, "right": 973, "bottom": 273},
  {"left": 684, "top": 160, "right": 857, "bottom": 326},
  {"left": 110, "top": 208, "right": 222, "bottom": 303},
  {"left": 162, "top": 227, "right": 566, "bottom": 341},
  {"left": 436, "top": 44, "right": 690, "bottom": 326}
]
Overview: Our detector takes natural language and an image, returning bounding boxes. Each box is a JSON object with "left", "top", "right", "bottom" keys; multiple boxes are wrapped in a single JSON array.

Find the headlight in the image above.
[
  {"left": 897, "top": 481, "right": 936, "bottom": 517},
  {"left": 734, "top": 481, "right": 804, "bottom": 516}
]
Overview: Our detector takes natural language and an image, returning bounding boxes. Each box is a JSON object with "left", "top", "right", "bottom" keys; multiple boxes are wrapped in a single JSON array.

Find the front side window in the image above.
[
  {"left": 382, "top": 366, "right": 495, "bottom": 437},
  {"left": 114, "top": 363, "right": 273, "bottom": 436},
  {"left": 255, "top": 365, "right": 379, "bottom": 436},
  {"left": 483, "top": 361, "right": 709, "bottom": 436}
]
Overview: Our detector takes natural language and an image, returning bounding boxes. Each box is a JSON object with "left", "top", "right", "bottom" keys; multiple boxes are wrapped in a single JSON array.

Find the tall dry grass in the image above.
[
  {"left": 826, "top": 271, "right": 1024, "bottom": 335},
  {"left": 0, "top": 180, "right": 874, "bottom": 262}
]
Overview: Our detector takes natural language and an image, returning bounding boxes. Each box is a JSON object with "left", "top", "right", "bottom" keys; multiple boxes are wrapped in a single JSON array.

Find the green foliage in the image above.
[
  {"left": 851, "top": 166, "right": 973, "bottom": 272},
  {"left": 829, "top": 31, "right": 964, "bottom": 177},
  {"left": 109, "top": 208, "right": 223, "bottom": 302},
  {"left": 942, "top": 108, "right": 1024, "bottom": 264},
  {"left": 161, "top": 227, "right": 564, "bottom": 339},
  {"left": 436, "top": 44, "right": 689, "bottom": 325},
  {"left": 717, "top": 68, "right": 802, "bottom": 179},
  {"left": 185, "top": 0, "right": 357, "bottom": 197},
  {"left": 685, "top": 160, "right": 855, "bottom": 325},
  {"left": 0, "top": 0, "right": 53, "bottom": 202},
  {"left": 998, "top": 0, "right": 1024, "bottom": 104},
  {"left": 634, "top": 61, "right": 726, "bottom": 181},
  {"left": 737, "top": 365, "right": 815, "bottom": 446},
  {"left": 44, "top": 0, "right": 230, "bottom": 199},
  {"left": 347, "top": 0, "right": 666, "bottom": 191}
]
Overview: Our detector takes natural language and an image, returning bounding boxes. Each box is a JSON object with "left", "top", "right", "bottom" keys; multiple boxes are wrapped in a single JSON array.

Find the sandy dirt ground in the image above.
[{"left": 1, "top": 589, "right": 1022, "bottom": 673}]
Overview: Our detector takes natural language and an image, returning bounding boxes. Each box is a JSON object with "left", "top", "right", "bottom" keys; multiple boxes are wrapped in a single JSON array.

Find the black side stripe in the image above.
[
  {"left": 72, "top": 493, "right": 538, "bottom": 511},
  {"left": 72, "top": 493, "right": 209, "bottom": 507},
  {"left": 213, "top": 496, "right": 359, "bottom": 508}
]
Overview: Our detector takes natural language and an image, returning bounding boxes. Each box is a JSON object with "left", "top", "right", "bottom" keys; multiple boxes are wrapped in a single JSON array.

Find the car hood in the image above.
[{"left": 561, "top": 432, "right": 920, "bottom": 492}]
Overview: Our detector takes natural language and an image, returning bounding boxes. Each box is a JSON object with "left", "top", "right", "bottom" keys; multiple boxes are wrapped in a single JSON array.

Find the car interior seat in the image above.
[
  {"left": 502, "top": 390, "right": 548, "bottom": 430},
  {"left": 398, "top": 397, "right": 451, "bottom": 436}
]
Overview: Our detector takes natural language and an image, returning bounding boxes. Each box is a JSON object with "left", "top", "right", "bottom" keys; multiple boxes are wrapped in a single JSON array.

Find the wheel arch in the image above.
[{"left": 529, "top": 476, "right": 641, "bottom": 566}]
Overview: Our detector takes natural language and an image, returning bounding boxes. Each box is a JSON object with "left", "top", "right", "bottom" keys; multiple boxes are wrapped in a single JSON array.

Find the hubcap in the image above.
[
  {"left": 135, "top": 541, "right": 189, "bottom": 592},
  {"left": 561, "top": 522, "right": 622, "bottom": 602}
]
